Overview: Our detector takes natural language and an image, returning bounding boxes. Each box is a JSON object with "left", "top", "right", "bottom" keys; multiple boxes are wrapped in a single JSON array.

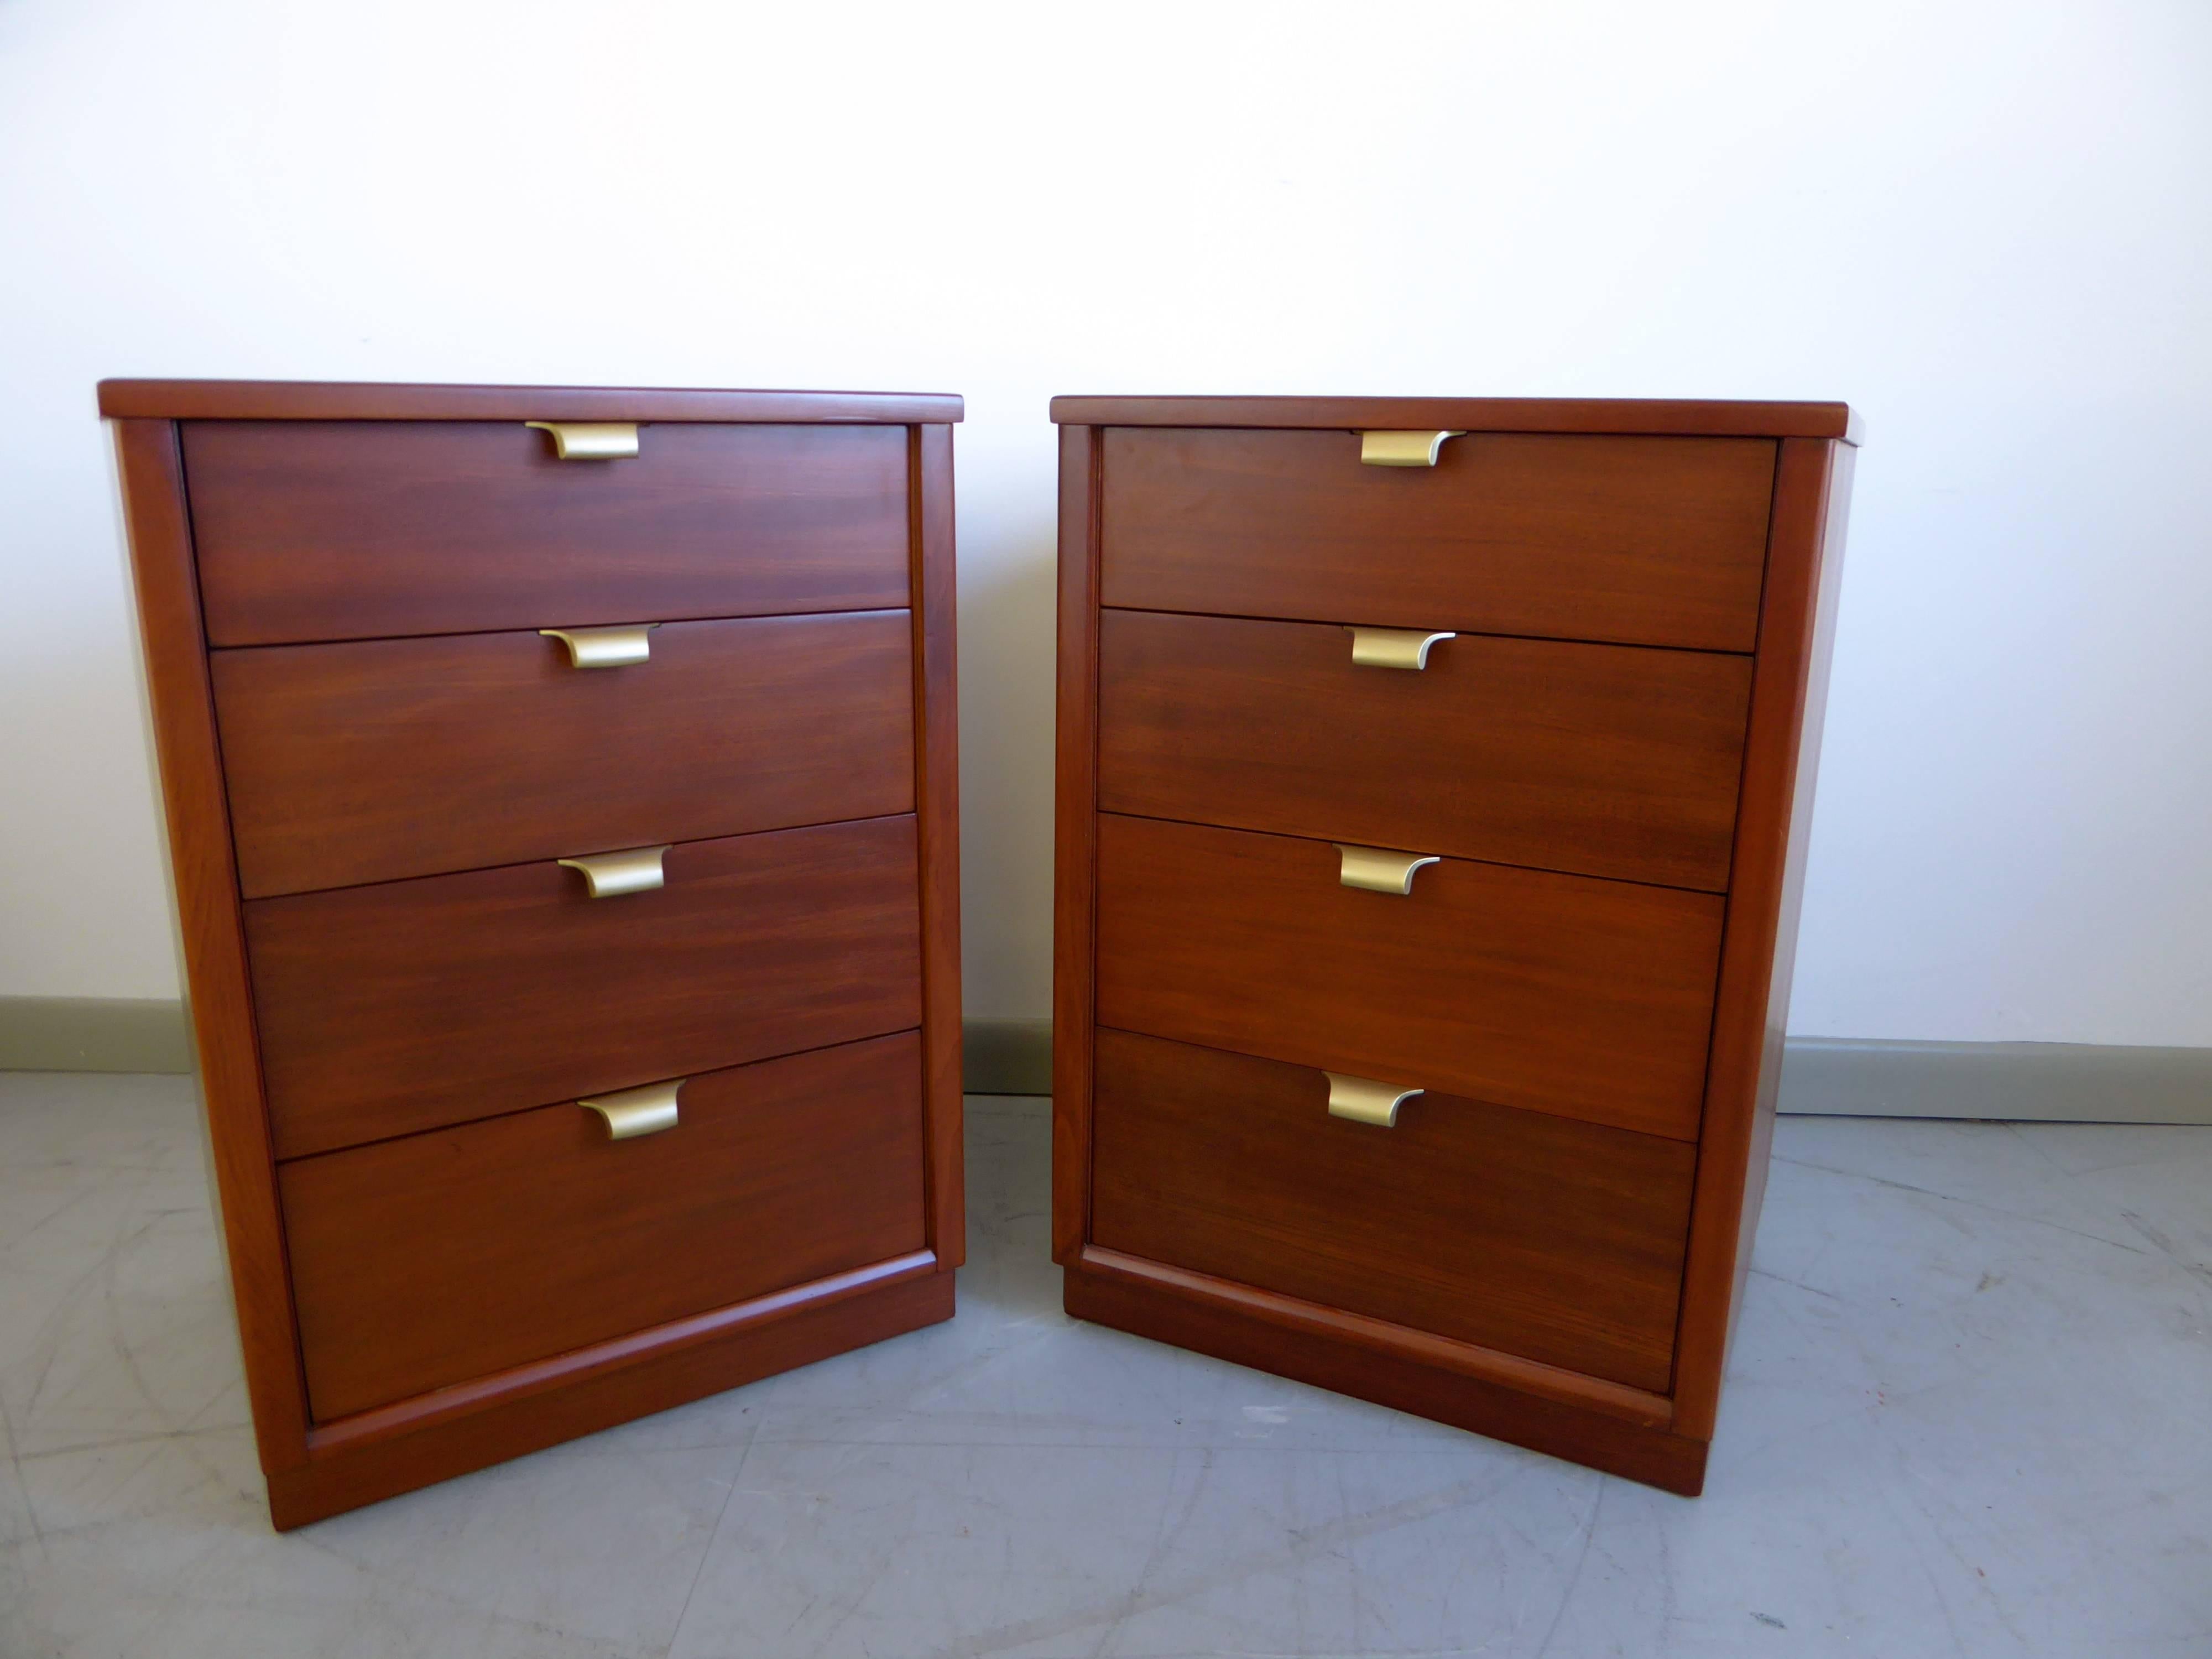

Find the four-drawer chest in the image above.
[
  {"left": 1050, "top": 397, "right": 1856, "bottom": 1493},
  {"left": 104, "top": 379, "right": 964, "bottom": 1527}
]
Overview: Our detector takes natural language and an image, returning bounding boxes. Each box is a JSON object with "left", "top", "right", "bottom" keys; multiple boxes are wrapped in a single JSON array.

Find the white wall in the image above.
[{"left": 3, "top": 0, "right": 2209, "bottom": 1045}]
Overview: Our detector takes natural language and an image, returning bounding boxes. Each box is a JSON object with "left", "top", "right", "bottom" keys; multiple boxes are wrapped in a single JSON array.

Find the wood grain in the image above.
[
  {"left": 283, "top": 1032, "right": 926, "bottom": 1420},
  {"left": 1051, "top": 425, "right": 1103, "bottom": 1264},
  {"left": 215, "top": 611, "right": 914, "bottom": 898},
  {"left": 1098, "top": 609, "right": 1752, "bottom": 891},
  {"left": 111, "top": 380, "right": 967, "bottom": 1527},
  {"left": 306, "top": 1250, "right": 937, "bottom": 1457},
  {"left": 910, "top": 425, "right": 967, "bottom": 1269},
  {"left": 1090, "top": 1031, "right": 1696, "bottom": 1390},
  {"left": 273, "top": 1261, "right": 952, "bottom": 1528},
  {"left": 1065, "top": 1253, "right": 1706, "bottom": 1495},
  {"left": 1095, "top": 815, "right": 1725, "bottom": 1141},
  {"left": 1672, "top": 438, "right": 1855, "bottom": 1435},
  {"left": 249, "top": 815, "right": 922, "bottom": 1159},
  {"left": 1051, "top": 395, "right": 1856, "bottom": 1487},
  {"left": 184, "top": 421, "right": 913, "bottom": 645},
  {"left": 1100, "top": 429, "right": 1777, "bottom": 653},
  {"left": 1079, "top": 1245, "right": 1670, "bottom": 1427},
  {"left": 112, "top": 420, "right": 312, "bottom": 1472},
  {"left": 1049, "top": 393, "right": 1856, "bottom": 444},
  {"left": 102, "top": 379, "right": 962, "bottom": 424}
]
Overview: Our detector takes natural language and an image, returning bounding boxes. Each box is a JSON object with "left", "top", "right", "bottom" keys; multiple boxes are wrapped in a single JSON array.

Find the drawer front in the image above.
[
  {"left": 282, "top": 1031, "right": 926, "bottom": 1420},
  {"left": 248, "top": 816, "right": 921, "bottom": 1159},
  {"left": 1091, "top": 1030, "right": 1695, "bottom": 1391},
  {"left": 1100, "top": 429, "right": 1775, "bottom": 653},
  {"left": 184, "top": 421, "right": 912, "bottom": 645},
  {"left": 1095, "top": 815, "right": 1723, "bottom": 1140},
  {"left": 216, "top": 611, "right": 915, "bottom": 898},
  {"left": 1097, "top": 609, "right": 1752, "bottom": 892}
]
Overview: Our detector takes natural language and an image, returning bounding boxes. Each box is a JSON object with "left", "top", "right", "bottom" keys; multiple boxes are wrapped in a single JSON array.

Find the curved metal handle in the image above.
[
  {"left": 1348, "top": 627, "right": 1456, "bottom": 670},
  {"left": 540, "top": 625, "right": 656, "bottom": 668},
  {"left": 1336, "top": 844, "right": 1440, "bottom": 895},
  {"left": 1359, "top": 430, "right": 1464, "bottom": 467},
  {"left": 557, "top": 845, "right": 668, "bottom": 898},
  {"left": 525, "top": 421, "right": 639, "bottom": 460},
  {"left": 1326, "top": 1072, "right": 1424, "bottom": 1128},
  {"left": 580, "top": 1078, "right": 682, "bottom": 1140}
]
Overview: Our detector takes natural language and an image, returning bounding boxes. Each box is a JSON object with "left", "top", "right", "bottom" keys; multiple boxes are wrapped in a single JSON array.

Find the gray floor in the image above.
[{"left": 0, "top": 1075, "right": 2206, "bottom": 1658}]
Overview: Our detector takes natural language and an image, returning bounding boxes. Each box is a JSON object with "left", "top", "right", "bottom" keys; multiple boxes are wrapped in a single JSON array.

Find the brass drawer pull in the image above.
[
  {"left": 1347, "top": 626, "right": 1455, "bottom": 670},
  {"left": 525, "top": 420, "right": 639, "bottom": 460},
  {"left": 557, "top": 845, "right": 668, "bottom": 898},
  {"left": 1326, "top": 1072, "right": 1423, "bottom": 1128},
  {"left": 580, "top": 1078, "right": 682, "bottom": 1140},
  {"left": 1336, "top": 844, "right": 1439, "bottom": 895},
  {"left": 540, "top": 624, "right": 656, "bottom": 668},
  {"left": 1359, "top": 429, "right": 1464, "bottom": 467}
]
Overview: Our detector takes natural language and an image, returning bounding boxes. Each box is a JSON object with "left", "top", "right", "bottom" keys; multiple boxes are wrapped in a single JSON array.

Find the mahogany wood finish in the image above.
[
  {"left": 1048, "top": 394, "right": 1858, "bottom": 443},
  {"left": 216, "top": 611, "right": 914, "bottom": 898},
  {"left": 1098, "top": 608, "right": 1753, "bottom": 892},
  {"left": 1095, "top": 815, "right": 1724, "bottom": 1141},
  {"left": 184, "top": 420, "right": 912, "bottom": 645},
  {"left": 251, "top": 816, "right": 922, "bottom": 1160},
  {"left": 1671, "top": 438, "right": 1858, "bottom": 1438},
  {"left": 1055, "top": 395, "right": 1856, "bottom": 1493},
  {"left": 112, "top": 421, "right": 312, "bottom": 1473},
  {"left": 108, "top": 379, "right": 962, "bottom": 1527},
  {"left": 1091, "top": 1031, "right": 1695, "bottom": 1391},
  {"left": 1080, "top": 1246, "right": 1672, "bottom": 1429},
  {"left": 276, "top": 1263, "right": 952, "bottom": 1528},
  {"left": 1064, "top": 1257, "right": 1707, "bottom": 1495},
  {"left": 1100, "top": 429, "right": 1777, "bottom": 653},
  {"left": 284, "top": 1034, "right": 926, "bottom": 1420},
  {"left": 102, "top": 379, "right": 962, "bottom": 424},
  {"left": 911, "top": 425, "right": 966, "bottom": 1267},
  {"left": 1051, "top": 422, "right": 1104, "bottom": 1265}
]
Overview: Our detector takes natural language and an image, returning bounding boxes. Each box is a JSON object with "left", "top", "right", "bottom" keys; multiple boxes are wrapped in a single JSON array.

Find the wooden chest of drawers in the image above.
[
  {"left": 1050, "top": 396, "right": 1856, "bottom": 1494},
  {"left": 103, "top": 379, "right": 964, "bottom": 1527}
]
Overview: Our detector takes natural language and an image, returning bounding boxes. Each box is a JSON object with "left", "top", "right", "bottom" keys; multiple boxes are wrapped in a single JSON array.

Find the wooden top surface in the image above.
[
  {"left": 98, "top": 379, "right": 963, "bottom": 424},
  {"left": 1049, "top": 395, "right": 1858, "bottom": 444}
]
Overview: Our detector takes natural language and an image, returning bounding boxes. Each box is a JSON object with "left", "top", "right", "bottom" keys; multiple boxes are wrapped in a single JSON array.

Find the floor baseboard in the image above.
[
  {"left": 4, "top": 1001, "right": 2204, "bottom": 1125},
  {"left": 0, "top": 998, "right": 194, "bottom": 1074},
  {"left": 962, "top": 1018, "right": 1054, "bottom": 1097},
  {"left": 1778, "top": 1036, "right": 2212, "bottom": 1124}
]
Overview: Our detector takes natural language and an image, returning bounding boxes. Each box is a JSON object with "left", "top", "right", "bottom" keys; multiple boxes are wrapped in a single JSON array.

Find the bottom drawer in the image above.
[
  {"left": 1089, "top": 1030, "right": 1695, "bottom": 1392},
  {"left": 282, "top": 1031, "right": 927, "bottom": 1421}
]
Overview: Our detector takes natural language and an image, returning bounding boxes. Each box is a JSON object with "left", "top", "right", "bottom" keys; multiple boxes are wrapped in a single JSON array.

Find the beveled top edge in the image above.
[
  {"left": 1048, "top": 395, "right": 1860, "bottom": 445},
  {"left": 97, "top": 379, "right": 964, "bottom": 424}
]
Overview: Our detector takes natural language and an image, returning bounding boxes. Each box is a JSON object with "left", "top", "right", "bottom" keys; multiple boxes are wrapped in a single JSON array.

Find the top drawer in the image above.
[
  {"left": 182, "top": 421, "right": 912, "bottom": 645},
  {"left": 1100, "top": 429, "right": 1776, "bottom": 653}
]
